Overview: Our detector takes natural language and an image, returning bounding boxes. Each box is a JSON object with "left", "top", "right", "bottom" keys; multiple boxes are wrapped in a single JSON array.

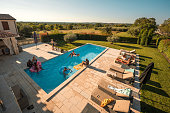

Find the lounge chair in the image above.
[
  {"left": 115, "top": 55, "right": 136, "bottom": 66},
  {"left": 98, "top": 79, "right": 133, "bottom": 101},
  {"left": 91, "top": 88, "right": 131, "bottom": 113},
  {"left": 108, "top": 62, "right": 154, "bottom": 88},
  {"left": 109, "top": 65, "right": 134, "bottom": 79},
  {"left": 11, "top": 85, "right": 29, "bottom": 110},
  {"left": 120, "top": 49, "right": 136, "bottom": 54}
]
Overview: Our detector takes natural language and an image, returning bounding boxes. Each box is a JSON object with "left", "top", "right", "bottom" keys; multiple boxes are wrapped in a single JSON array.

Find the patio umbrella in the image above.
[{"left": 33, "top": 31, "right": 38, "bottom": 48}]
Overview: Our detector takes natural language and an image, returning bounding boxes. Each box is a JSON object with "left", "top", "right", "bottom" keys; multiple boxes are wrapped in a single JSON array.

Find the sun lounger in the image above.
[
  {"left": 115, "top": 56, "right": 136, "bottom": 69},
  {"left": 98, "top": 79, "right": 133, "bottom": 101},
  {"left": 91, "top": 88, "right": 131, "bottom": 113},
  {"left": 107, "top": 69, "right": 134, "bottom": 80},
  {"left": 120, "top": 49, "right": 136, "bottom": 56},
  {"left": 107, "top": 65, "right": 135, "bottom": 84},
  {"left": 107, "top": 62, "right": 154, "bottom": 90}
]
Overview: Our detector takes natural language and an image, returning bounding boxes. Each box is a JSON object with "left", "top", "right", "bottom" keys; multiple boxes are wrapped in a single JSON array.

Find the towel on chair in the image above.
[{"left": 108, "top": 85, "right": 131, "bottom": 96}]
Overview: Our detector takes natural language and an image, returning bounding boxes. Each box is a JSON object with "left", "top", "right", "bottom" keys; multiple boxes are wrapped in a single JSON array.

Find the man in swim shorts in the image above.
[
  {"left": 63, "top": 67, "right": 72, "bottom": 76},
  {"left": 69, "top": 51, "right": 78, "bottom": 57}
]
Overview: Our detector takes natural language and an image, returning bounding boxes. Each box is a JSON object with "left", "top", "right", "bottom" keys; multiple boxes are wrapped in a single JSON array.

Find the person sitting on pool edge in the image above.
[
  {"left": 82, "top": 59, "right": 89, "bottom": 66},
  {"left": 27, "top": 59, "right": 33, "bottom": 68},
  {"left": 68, "top": 51, "right": 80, "bottom": 57},
  {"left": 63, "top": 67, "right": 72, "bottom": 76}
]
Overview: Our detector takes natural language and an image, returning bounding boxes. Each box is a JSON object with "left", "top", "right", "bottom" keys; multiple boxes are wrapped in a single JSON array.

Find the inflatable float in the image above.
[
  {"left": 29, "top": 61, "right": 42, "bottom": 72},
  {"left": 73, "top": 63, "right": 84, "bottom": 70}
]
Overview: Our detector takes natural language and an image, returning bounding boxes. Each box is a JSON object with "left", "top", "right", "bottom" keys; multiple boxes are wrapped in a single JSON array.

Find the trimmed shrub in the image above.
[
  {"left": 158, "top": 39, "right": 170, "bottom": 58},
  {"left": 107, "top": 35, "right": 120, "bottom": 44},
  {"left": 77, "top": 34, "right": 107, "bottom": 41},
  {"left": 64, "top": 33, "right": 77, "bottom": 43}
]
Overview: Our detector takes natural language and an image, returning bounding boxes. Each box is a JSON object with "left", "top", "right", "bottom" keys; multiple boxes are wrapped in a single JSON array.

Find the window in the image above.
[{"left": 2, "top": 21, "right": 9, "bottom": 30}]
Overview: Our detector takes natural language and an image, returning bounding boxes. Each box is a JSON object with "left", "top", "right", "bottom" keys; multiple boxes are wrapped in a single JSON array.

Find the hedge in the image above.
[
  {"left": 40, "top": 33, "right": 138, "bottom": 43},
  {"left": 41, "top": 34, "right": 65, "bottom": 42},
  {"left": 158, "top": 39, "right": 170, "bottom": 59}
]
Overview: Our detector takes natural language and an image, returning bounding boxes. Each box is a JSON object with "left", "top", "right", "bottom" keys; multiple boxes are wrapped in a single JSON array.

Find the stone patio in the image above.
[{"left": 0, "top": 43, "right": 140, "bottom": 113}]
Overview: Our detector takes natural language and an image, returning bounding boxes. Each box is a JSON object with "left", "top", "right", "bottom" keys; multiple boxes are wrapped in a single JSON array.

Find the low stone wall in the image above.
[{"left": 17, "top": 38, "right": 40, "bottom": 46}]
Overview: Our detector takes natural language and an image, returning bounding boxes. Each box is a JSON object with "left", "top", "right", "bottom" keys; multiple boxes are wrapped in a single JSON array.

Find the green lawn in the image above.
[{"left": 56, "top": 40, "right": 170, "bottom": 113}]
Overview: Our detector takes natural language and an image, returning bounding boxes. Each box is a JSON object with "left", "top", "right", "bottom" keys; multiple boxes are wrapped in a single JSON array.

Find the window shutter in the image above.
[{"left": 2, "top": 21, "right": 10, "bottom": 30}]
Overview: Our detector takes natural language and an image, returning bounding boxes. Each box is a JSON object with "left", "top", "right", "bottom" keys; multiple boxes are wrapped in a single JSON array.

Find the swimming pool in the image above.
[{"left": 25, "top": 44, "right": 106, "bottom": 93}]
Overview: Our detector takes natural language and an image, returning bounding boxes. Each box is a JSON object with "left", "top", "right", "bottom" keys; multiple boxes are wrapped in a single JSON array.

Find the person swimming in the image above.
[
  {"left": 63, "top": 67, "right": 72, "bottom": 78},
  {"left": 68, "top": 51, "right": 80, "bottom": 57}
]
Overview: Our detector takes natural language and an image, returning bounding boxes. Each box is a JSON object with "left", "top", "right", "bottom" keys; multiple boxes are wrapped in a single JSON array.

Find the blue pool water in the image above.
[{"left": 25, "top": 44, "right": 105, "bottom": 93}]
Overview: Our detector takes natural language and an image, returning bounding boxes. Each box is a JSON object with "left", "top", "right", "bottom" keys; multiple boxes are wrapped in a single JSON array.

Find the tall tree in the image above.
[
  {"left": 128, "top": 17, "right": 157, "bottom": 46},
  {"left": 159, "top": 18, "right": 170, "bottom": 36}
]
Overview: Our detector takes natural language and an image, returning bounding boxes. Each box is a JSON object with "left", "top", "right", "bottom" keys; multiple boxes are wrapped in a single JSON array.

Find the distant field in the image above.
[{"left": 38, "top": 29, "right": 134, "bottom": 38}]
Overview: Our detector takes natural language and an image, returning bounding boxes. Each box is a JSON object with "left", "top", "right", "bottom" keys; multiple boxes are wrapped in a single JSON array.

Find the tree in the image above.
[
  {"left": 50, "top": 25, "right": 54, "bottom": 30},
  {"left": 159, "top": 18, "right": 170, "bottom": 36},
  {"left": 107, "top": 34, "right": 120, "bottom": 44},
  {"left": 64, "top": 33, "right": 77, "bottom": 43},
  {"left": 39, "top": 24, "right": 45, "bottom": 30},
  {"left": 140, "top": 29, "right": 148, "bottom": 45},
  {"left": 102, "top": 27, "right": 112, "bottom": 35},
  {"left": 19, "top": 25, "right": 33, "bottom": 37},
  {"left": 95, "top": 23, "right": 102, "bottom": 27},
  {"left": 67, "top": 24, "right": 73, "bottom": 30},
  {"left": 58, "top": 25, "right": 63, "bottom": 30},
  {"left": 128, "top": 17, "right": 157, "bottom": 46},
  {"left": 45, "top": 25, "right": 51, "bottom": 31}
]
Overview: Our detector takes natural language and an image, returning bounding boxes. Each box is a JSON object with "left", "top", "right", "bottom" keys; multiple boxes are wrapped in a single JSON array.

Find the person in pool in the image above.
[
  {"left": 68, "top": 51, "right": 80, "bottom": 57},
  {"left": 63, "top": 67, "right": 72, "bottom": 76},
  {"left": 32, "top": 56, "right": 37, "bottom": 64}
]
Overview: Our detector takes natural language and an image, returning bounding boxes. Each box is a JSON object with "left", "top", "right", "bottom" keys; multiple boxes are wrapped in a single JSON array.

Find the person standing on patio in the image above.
[
  {"left": 51, "top": 39, "right": 54, "bottom": 50},
  {"left": 33, "top": 31, "right": 38, "bottom": 49}
]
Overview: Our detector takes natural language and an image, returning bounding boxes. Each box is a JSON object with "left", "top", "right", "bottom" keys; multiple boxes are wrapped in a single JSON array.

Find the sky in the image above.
[{"left": 0, "top": 0, "right": 170, "bottom": 24}]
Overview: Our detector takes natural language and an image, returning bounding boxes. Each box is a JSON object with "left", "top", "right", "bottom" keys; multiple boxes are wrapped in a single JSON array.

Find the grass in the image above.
[
  {"left": 115, "top": 32, "right": 135, "bottom": 38},
  {"left": 56, "top": 40, "right": 170, "bottom": 113}
]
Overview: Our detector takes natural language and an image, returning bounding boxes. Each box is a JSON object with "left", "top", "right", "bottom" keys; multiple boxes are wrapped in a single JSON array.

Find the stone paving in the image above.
[{"left": 0, "top": 43, "right": 140, "bottom": 113}]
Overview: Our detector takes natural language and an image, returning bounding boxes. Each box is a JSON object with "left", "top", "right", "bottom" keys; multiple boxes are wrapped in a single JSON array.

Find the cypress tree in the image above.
[{"left": 140, "top": 29, "right": 148, "bottom": 45}]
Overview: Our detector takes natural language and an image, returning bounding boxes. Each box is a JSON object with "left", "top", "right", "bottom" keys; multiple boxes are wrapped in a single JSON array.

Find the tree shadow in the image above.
[
  {"left": 142, "top": 84, "right": 169, "bottom": 98},
  {"left": 147, "top": 80, "right": 162, "bottom": 88},
  {"left": 72, "top": 42, "right": 84, "bottom": 47},
  {"left": 114, "top": 44, "right": 141, "bottom": 49},
  {"left": 139, "top": 55, "right": 152, "bottom": 59},
  {"left": 141, "top": 101, "right": 167, "bottom": 113},
  {"left": 147, "top": 45, "right": 157, "bottom": 48},
  {"left": 55, "top": 40, "right": 67, "bottom": 47},
  {"left": 139, "top": 57, "right": 145, "bottom": 61},
  {"left": 139, "top": 64, "right": 159, "bottom": 75}
]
